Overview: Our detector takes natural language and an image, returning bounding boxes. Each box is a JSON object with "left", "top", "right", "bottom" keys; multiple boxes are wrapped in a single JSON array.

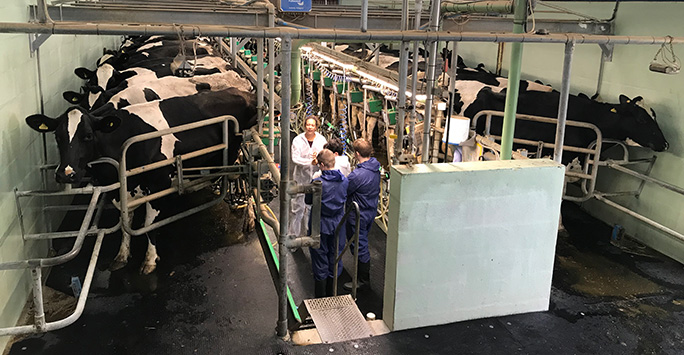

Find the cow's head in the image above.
[
  {"left": 75, "top": 63, "right": 134, "bottom": 91},
  {"left": 26, "top": 107, "right": 120, "bottom": 184},
  {"left": 62, "top": 84, "right": 107, "bottom": 109},
  {"left": 615, "top": 95, "right": 668, "bottom": 152}
]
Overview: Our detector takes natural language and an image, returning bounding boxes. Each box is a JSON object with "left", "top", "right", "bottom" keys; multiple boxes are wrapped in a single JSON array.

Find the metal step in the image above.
[{"left": 303, "top": 295, "right": 374, "bottom": 343}]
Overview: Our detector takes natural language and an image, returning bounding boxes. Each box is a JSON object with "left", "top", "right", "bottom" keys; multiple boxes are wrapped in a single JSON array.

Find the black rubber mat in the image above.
[{"left": 7, "top": 193, "right": 684, "bottom": 355}]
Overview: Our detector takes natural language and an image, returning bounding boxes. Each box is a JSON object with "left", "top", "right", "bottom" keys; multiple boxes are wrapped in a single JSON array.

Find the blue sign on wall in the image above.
[{"left": 280, "top": 0, "right": 311, "bottom": 12}]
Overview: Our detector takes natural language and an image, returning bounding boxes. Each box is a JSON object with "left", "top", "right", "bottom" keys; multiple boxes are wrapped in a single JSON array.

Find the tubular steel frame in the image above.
[{"left": 1, "top": 115, "right": 257, "bottom": 337}]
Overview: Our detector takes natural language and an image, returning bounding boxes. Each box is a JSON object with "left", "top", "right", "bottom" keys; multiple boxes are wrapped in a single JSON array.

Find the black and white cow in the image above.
[
  {"left": 464, "top": 87, "right": 669, "bottom": 159},
  {"left": 74, "top": 55, "right": 231, "bottom": 94},
  {"left": 98, "top": 38, "right": 214, "bottom": 70},
  {"left": 67, "top": 55, "right": 234, "bottom": 108},
  {"left": 67, "top": 70, "right": 252, "bottom": 111},
  {"left": 26, "top": 88, "right": 258, "bottom": 273}
]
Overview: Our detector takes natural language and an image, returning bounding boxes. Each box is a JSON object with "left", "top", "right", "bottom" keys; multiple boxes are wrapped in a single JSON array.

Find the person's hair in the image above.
[
  {"left": 352, "top": 138, "right": 373, "bottom": 158},
  {"left": 323, "top": 138, "right": 344, "bottom": 155},
  {"left": 317, "top": 149, "right": 335, "bottom": 168},
  {"left": 305, "top": 115, "right": 319, "bottom": 127}
]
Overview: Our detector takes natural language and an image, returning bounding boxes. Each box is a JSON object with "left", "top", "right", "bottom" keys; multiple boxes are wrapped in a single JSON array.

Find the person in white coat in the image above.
[
  {"left": 312, "top": 138, "right": 351, "bottom": 179},
  {"left": 290, "top": 116, "right": 327, "bottom": 237}
]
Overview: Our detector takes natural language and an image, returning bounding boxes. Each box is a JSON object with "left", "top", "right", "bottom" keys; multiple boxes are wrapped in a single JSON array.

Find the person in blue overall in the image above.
[
  {"left": 306, "top": 149, "right": 349, "bottom": 298},
  {"left": 343, "top": 138, "right": 381, "bottom": 291}
]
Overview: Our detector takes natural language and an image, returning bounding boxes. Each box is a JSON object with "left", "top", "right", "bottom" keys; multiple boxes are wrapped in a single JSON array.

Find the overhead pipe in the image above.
[
  {"left": 0, "top": 22, "right": 682, "bottom": 45},
  {"left": 499, "top": 0, "right": 527, "bottom": 160},
  {"left": 421, "top": 0, "right": 442, "bottom": 163},
  {"left": 553, "top": 41, "right": 575, "bottom": 163},
  {"left": 441, "top": 1, "right": 513, "bottom": 14},
  {"left": 275, "top": 18, "right": 311, "bottom": 30}
]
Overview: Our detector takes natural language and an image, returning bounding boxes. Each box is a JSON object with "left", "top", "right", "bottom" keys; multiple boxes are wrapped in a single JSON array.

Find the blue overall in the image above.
[
  {"left": 307, "top": 170, "right": 348, "bottom": 281},
  {"left": 345, "top": 157, "right": 381, "bottom": 263}
]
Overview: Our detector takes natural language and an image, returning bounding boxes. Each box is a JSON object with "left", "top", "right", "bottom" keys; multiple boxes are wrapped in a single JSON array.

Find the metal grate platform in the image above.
[{"left": 303, "top": 295, "right": 374, "bottom": 343}]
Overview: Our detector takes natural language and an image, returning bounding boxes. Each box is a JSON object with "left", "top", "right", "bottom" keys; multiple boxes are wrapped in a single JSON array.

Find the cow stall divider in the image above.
[
  {"left": 471, "top": 109, "right": 603, "bottom": 202},
  {"left": 0, "top": 115, "right": 258, "bottom": 336}
]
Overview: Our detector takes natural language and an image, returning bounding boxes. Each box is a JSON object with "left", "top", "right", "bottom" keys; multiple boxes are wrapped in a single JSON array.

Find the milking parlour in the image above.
[{"left": 1, "top": 1, "right": 684, "bottom": 354}]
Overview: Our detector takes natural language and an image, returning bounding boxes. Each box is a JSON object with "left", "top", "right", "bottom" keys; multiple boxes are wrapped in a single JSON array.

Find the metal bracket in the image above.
[
  {"left": 29, "top": 33, "right": 51, "bottom": 56},
  {"left": 599, "top": 43, "right": 614, "bottom": 62}
]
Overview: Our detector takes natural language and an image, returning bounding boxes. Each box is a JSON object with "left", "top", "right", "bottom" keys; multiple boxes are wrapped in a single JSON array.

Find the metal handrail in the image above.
[
  {"left": 471, "top": 110, "right": 603, "bottom": 202},
  {"left": 0, "top": 230, "right": 106, "bottom": 336},
  {"left": 332, "top": 201, "right": 361, "bottom": 299},
  {"left": 1, "top": 186, "right": 112, "bottom": 271}
]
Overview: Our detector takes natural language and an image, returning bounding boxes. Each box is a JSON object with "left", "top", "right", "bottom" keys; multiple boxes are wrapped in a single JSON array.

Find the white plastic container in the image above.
[{"left": 442, "top": 115, "right": 471, "bottom": 145}]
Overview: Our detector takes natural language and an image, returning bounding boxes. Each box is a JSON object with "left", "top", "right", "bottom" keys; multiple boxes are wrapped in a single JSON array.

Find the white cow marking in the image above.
[
  {"left": 88, "top": 91, "right": 102, "bottom": 109},
  {"left": 136, "top": 41, "right": 164, "bottom": 52},
  {"left": 190, "top": 56, "right": 230, "bottom": 72},
  {"left": 67, "top": 109, "right": 82, "bottom": 142},
  {"left": 634, "top": 99, "right": 656, "bottom": 120},
  {"left": 96, "top": 64, "right": 115, "bottom": 90},
  {"left": 454, "top": 81, "right": 505, "bottom": 115},
  {"left": 109, "top": 71, "right": 251, "bottom": 109},
  {"left": 123, "top": 101, "right": 178, "bottom": 160},
  {"left": 64, "top": 165, "right": 74, "bottom": 176}
]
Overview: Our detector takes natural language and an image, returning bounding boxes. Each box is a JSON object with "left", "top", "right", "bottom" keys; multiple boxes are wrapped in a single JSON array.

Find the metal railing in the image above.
[
  {"left": 472, "top": 110, "right": 602, "bottom": 201},
  {"left": 0, "top": 185, "right": 114, "bottom": 336},
  {"left": 1, "top": 115, "right": 253, "bottom": 336},
  {"left": 118, "top": 115, "right": 240, "bottom": 236}
]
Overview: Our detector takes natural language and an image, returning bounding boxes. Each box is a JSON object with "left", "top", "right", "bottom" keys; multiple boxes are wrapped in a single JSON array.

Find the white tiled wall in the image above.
[{"left": 0, "top": 2, "right": 119, "bottom": 351}]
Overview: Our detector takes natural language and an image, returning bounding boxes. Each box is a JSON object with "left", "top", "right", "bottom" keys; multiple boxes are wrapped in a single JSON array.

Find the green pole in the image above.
[
  {"left": 500, "top": 0, "right": 527, "bottom": 160},
  {"left": 291, "top": 40, "right": 308, "bottom": 105}
]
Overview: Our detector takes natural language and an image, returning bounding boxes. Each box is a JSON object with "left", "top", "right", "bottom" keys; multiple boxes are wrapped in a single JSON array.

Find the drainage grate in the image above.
[{"left": 303, "top": 295, "right": 374, "bottom": 343}]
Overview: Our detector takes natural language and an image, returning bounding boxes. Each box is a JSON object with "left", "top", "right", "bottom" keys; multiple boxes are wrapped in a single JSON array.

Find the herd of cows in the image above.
[
  {"left": 336, "top": 43, "right": 669, "bottom": 162},
  {"left": 22, "top": 37, "right": 670, "bottom": 274},
  {"left": 26, "top": 36, "right": 258, "bottom": 274}
]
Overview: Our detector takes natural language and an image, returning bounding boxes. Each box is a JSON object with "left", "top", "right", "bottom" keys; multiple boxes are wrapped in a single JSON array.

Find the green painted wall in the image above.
[
  {"left": 0, "top": 2, "right": 119, "bottom": 352},
  {"left": 456, "top": 2, "right": 684, "bottom": 263}
]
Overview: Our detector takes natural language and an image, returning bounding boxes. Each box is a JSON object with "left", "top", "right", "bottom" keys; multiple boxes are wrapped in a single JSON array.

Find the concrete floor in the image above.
[{"left": 5, "top": 192, "right": 684, "bottom": 354}]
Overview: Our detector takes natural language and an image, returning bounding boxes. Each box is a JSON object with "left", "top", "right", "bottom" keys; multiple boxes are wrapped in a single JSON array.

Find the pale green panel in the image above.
[
  {"left": 384, "top": 160, "right": 565, "bottom": 331},
  {"left": 0, "top": 3, "right": 120, "bottom": 347},
  {"left": 0, "top": 268, "right": 31, "bottom": 343},
  {"left": 0, "top": 0, "right": 31, "bottom": 22},
  {"left": 383, "top": 169, "right": 403, "bottom": 330}
]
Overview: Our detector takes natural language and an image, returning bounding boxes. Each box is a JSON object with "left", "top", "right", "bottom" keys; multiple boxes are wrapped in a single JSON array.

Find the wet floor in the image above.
[{"left": 6, "top": 194, "right": 684, "bottom": 354}]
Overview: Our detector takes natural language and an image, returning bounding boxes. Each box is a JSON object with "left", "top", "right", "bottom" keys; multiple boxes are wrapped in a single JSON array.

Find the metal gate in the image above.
[{"left": 0, "top": 114, "right": 248, "bottom": 336}]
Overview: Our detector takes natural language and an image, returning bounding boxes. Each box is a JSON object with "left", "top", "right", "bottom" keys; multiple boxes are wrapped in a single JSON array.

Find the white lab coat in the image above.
[
  {"left": 312, "top": 155, "right": 351, "bottom": 179},
  {"left": 289, "top": 131, "right": 327, "bottom": 236}
]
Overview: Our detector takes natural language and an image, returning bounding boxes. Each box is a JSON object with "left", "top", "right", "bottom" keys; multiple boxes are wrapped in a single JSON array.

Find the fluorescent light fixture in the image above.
[
  {"left": 415, "top": 94, "right": 427, "bottom": 101},
  {"left": 310, "top": 51, "right": 355, "bottom": 70},
  {"left": 355, "top": 70, "right": 398, "bottom": 91},
  {"left": 300, "top": 46, "right": 312, "bottom": 52}
]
